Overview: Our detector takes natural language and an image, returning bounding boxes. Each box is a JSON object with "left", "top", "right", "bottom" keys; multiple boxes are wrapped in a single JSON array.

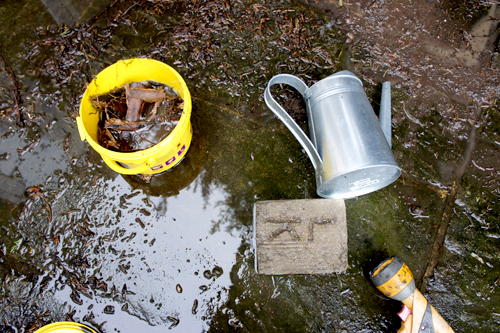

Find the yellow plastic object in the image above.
[
  {"left": 34, "top": 321, "right": 96, "bottom": 333},
  {"left": 371, "top": 256, "right": 454, "bottom": 333},
  {"left": 76, "top": 58, "right": 192, "bottom": 175},
  {"left": 398, "top": 291, "right": 454, "bottom": 333},
  {"left": 372, "top": 257, "right": 413, "bottom": 299}
]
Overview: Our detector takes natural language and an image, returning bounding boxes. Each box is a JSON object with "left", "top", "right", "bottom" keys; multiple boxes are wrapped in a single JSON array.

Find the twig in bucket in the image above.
[{"left": 133, "top": 129, "right": 157, "bottom": 146}]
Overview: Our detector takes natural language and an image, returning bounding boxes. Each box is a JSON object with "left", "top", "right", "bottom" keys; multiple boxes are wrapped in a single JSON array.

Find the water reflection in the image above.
[
  {"left": 40, "top": 0, "right": 80, "bottom": 26},
  {"left": 0, "top": 101, "right": 74, "bottom": 186},
  {"left": 122, "top": 132, "right": 205, "bottom": 198},
  {"left": 0, "top": 173, "right": 25, "bottom": 204},
  {"left": 26, "top": 170, "right": 241, "bottom": 332},
  {"left": 39, "top": 0, "right": 111, "bottom": 26}
]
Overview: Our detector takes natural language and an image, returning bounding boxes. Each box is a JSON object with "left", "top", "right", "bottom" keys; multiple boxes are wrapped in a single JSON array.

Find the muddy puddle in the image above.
[{"left": 0, "top": 0, "right": 499, "bottom": 332}]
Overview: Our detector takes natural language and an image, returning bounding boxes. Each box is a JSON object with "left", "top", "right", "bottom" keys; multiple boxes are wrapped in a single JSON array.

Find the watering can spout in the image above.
[{"left": 379, "top": 82, "right": 392, "bottom": 148}]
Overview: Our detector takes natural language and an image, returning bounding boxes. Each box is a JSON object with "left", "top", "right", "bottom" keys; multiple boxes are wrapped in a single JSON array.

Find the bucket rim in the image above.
[
  {"left": 78, "top": 58, "right": 192, "bottom": 161},
  {"left": 34, "top": 321, "right": 97, "bottom": 332}
]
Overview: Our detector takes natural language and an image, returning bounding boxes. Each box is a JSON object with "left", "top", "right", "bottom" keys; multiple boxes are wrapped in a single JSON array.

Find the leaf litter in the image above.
[{"left": 93, "top": 80, "right": 184, "bottom": 152}]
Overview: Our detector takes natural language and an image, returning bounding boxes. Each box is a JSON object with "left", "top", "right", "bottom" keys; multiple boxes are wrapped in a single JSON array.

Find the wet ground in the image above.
[{"left": 0, "top": 0, "right": 499, "bottom": 332}]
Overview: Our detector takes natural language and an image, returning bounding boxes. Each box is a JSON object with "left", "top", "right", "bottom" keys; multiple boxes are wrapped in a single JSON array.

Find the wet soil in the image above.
[
  {"left": 306, "top": 0, "right": 500, "bottom": 286},
  {"left": 309, "top": 0, "right": 499, "bottom": 119},
  {"left": 0, "top": 0, "right": 499, "bottom": 332}
]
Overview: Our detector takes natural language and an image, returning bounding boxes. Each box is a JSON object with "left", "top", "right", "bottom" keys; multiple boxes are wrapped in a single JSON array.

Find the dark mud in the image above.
[{"left": 0, "top": 0, "right": 499, "bottom": 332}]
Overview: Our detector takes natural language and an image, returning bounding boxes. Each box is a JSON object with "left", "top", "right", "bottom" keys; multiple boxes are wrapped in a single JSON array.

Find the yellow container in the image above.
[
  {"left": 371, "top": 256, "right": 454, "bottom": 333},
  {"left": 34, "top": 321, "right": 96, "bottom": 333},
  {"left": 76, "top": 58, "right": 192, "bottom": 175}
]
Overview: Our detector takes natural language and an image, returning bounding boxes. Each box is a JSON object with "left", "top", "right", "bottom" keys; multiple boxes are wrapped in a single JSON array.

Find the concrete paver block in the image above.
[{"left": 253, "top": 199, "right": 348, "bottom": 275}]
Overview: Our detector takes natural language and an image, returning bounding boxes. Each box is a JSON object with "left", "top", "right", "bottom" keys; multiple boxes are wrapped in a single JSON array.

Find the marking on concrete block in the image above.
[{"left": 253, "top": 198, "right": 348, "bottom": 275}]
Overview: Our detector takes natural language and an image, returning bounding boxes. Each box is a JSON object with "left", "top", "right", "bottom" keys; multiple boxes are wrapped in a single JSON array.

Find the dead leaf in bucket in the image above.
[{"left": 93, "top": 80, "right": 184, "bottom": 152}]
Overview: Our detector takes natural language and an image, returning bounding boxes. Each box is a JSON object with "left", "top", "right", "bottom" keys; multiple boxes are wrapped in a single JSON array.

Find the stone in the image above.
[{"left": 253, "top": 199, "right": 348, "bottom": 275}]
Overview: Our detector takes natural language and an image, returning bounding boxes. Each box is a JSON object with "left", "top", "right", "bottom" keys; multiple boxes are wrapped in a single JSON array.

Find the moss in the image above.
[{"left": 478, "top": 103, "right": 500, "bottom": 143}]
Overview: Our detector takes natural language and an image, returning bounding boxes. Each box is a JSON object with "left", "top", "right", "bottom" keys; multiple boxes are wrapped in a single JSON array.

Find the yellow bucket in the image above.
[
  {"left": 34, "top": 321, "right": 97, "bottom": 332},
  {"left": 76, "top": 58, "right": 192, "bottom": 175}
]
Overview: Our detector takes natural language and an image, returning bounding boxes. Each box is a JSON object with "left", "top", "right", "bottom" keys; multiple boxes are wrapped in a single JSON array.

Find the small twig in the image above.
[
  {"left": 0, "top": 52, "right": 24, "bottom": 127},
  {"left": 87, "top": 0, "right": 120, "bottom": 27},
  {"left": 133, "top": 129, "right": 157, "bottom": 146},
  {"left": 122, "top": 2, "right": 141, "bottom": 16}
]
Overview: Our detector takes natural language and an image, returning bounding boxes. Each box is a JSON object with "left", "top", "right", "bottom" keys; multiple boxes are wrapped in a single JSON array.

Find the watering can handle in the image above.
[
  {"left": 101, "top": 155, "right": 156, "bottom": 175},
  {"left": 264, "top": 74, "right": 325, "bottom": 175},
  {"left": 379, "top": 82, "right": 392, "bottom": 148}
]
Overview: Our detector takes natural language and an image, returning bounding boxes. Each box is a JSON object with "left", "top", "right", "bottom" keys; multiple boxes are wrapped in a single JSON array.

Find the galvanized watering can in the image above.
[{"left": 264, "top": 70, "right": 401, "bottom": 199}]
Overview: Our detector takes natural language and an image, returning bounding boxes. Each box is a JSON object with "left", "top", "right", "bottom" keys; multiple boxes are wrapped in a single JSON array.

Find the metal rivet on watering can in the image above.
[{"left": 264, "top": 70, "right": 401, "bottom": 199}]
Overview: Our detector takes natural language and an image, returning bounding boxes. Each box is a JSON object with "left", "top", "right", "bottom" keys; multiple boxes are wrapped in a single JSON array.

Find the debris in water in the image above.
[
  {"left": 167, "top": 316, "right": 179, "bottom": 329},
  {"left": 0, "top": 152, "right": 11, "bottom": 160},
  {"left": 192, "top": 299, "right": 198, "bottom": 314},
  {"left": 229, "top": 318, "right": 243, "bottom": 328},
  {"left": 340, "top": 288, "right": 350, "bottom": 296},
  {"left": 409, "top": 205, "right": 429, "bottom": 218},
  {"left": 17, "top": 134, "right": 41, "bottom": 156},
  {"left": 70, "top": 290, "right": 83, "bottom": 305},
  {"left": 25, "top": 186, "right": 52, "bottom": 222},
  {"left": 212, "top": 266, "right": 223, "bottom": 278},
  {"left": 471, "top": 252, "right": 484, "bottom": 264},
  {"left": 103, "top": 305, "right": 115, "bottom": 314},
  {"left": 93, "top": 80, "right": 183, "bottom": 152},
  {"left": 203, "top": 270, "right": 213, "bottom": 279},
  {"left": 10, "top": 238, "right": 22, "bottom": 252},
  {"left": 176, "top": 284, "right": 183, "bottom": 293}
]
